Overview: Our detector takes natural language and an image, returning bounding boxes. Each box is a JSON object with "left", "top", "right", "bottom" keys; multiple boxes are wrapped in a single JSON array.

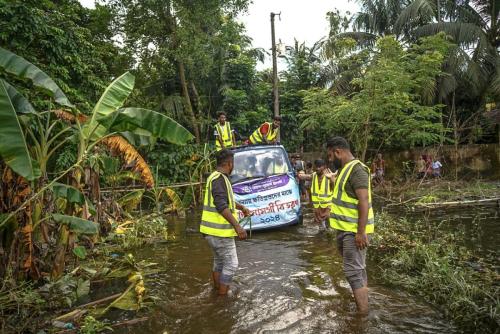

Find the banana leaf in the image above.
[
  {"left": 164, "top": 187, "right": 184, "bottom": 211},
  {"left": 82, "top": 72, "right": 135, "bottom": 140},
  {"left": 118, "top": 189, "right": 144, "bottom": 212},
  {"left": 52, "top": 214, "right": 98, "bottom": 235},
  {"left": 0, "top": 79, "right": 40, "bottom": 180},
  {"left": 4, "top": 81, "right": 35, "bottom": 113},
  {"left": 52, "top": 182, "right": 86, "bottom": 205},
  {"left": 120, "top": 131, "right": 156, "bottom": 148},
  {"left": 0, "top": 47, "right": 73, "bottom": 108},
  {"left": 108, "top": 107, "right": 194, "bottom": 145}
]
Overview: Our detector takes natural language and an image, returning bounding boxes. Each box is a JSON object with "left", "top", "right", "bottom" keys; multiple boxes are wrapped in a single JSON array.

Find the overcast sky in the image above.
[{"left": 79, "top": 0, "right": 359, "bottom": 69}]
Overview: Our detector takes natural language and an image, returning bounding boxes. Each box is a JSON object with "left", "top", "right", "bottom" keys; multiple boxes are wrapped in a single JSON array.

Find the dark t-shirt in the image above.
[
  {"left": 344, "top": 163, "right": 369, "bottom": 199},
  {"left": 211, "top": 174, "right": 230, "bottom": 213}
]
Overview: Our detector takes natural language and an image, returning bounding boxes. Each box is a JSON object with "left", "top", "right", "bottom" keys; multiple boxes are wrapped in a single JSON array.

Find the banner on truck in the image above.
[{"left": 232, "top": 174, "right": 300, "bottom": 228}]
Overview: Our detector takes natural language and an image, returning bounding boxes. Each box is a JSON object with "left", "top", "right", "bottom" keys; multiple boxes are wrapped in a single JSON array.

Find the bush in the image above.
[{"left": 371, "top": 213, "right": 499, "bottom": 333}]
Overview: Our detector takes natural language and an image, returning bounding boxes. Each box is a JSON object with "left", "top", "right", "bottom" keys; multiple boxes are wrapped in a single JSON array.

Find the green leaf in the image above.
[
  {"left": 0, "top": 47, "right": 73, "bottom": 107},
  {"left": 120, "top": 131, "right": 156, "bottom": 148},
  {"left": 0, "top": 79, "right": 40, "bottom": 180},
  {"left": 52, "top": 182, "right": 86, "bottom": 205},
  {"left": 4, "top": 81, "right": 35, "bottom": 113},
  {"left": 108, "top": 107, "right": 194, "bottom": 145},
  {"left": 76, "top": 279, "right": 90, "bottom": 299},
  {"left": 73, "top": 246, "right": 87, "bottom": 260},
  {"left": 83, "top": 72, "right": 135, "bottom": 140},
  {"left": 52, "top": 214, "right": 99, "bottom": 235}
]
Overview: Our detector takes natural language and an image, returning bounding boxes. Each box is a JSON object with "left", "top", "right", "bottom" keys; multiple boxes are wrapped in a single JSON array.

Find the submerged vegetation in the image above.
[{"left": 372, "top": 213, "right": 499, "bottom": 333}]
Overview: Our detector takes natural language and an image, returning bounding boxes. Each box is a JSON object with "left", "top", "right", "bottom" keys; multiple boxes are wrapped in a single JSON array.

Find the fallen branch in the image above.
[
  {"left": 75, "top": 293, "right": 122, "bottom": 309},
  {"left": 414, "top": 197, "right": 500, "bottom": 208}
]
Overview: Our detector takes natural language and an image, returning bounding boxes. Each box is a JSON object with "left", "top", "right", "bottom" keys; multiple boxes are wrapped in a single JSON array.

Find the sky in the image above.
[{"left": 78, "top": 0, "right": 359, "bottom": 69}]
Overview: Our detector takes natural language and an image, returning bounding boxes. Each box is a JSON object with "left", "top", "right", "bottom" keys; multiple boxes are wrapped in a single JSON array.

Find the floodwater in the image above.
[{"left": 106, "top": 205, "right": 500, "bottom": 334}]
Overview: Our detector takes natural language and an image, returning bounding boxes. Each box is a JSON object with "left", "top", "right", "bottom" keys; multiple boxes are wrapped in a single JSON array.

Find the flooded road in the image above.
[{"left": 112, "top": 207, "right": 472, "bottom": 334}]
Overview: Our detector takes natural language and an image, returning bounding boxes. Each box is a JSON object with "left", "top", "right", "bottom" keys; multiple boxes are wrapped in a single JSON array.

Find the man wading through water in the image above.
[
  {"left": 200, "top": 149, "right": 251, "bottom": 295},
  {"left": 327, "top": 137, "right": 374, "bottom": 313}
]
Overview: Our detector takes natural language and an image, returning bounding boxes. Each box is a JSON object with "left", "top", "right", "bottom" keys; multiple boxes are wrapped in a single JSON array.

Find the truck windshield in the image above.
[{"left": 231, "top": 147, "right": 290, "bottom": 183}]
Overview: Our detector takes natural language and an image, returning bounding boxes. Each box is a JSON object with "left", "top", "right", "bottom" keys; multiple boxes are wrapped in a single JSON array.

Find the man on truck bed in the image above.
[
  {"left": 248, "top": 116, "right": 281, "bottom": 145},
  {"left": 214, "top": 111, "right": 236, "bottom": 151}
]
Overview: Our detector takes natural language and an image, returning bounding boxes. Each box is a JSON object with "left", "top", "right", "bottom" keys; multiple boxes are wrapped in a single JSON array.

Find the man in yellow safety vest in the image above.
[
  {"left": 248, "top": 115, "right": 281, "bottom": 145},
  {"left": 298, "top": 159, "right": 335, "bottom": 230},
  {"left": 327, "top": 136, "right": 374, "bottom": 314},
  {"left": 200, "top": 149, "right": 251, "bottom": 295},
  {"left": 214, "top": 111, "right": 236, "bottom": 151}
]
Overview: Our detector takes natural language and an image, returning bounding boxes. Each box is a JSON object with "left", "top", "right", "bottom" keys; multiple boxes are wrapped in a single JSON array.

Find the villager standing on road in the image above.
[
  {"left": 371, "top": 153, "right": 385, "bottom": 185},
  {"left": 248, "top": 115, "right": 281, "bottom": 145},
  {"left": 214, "top": 111, "right": 236, "bottom": 151},
  {"left": 327, "top": 137, "right": 374, "bottom": 313},
  {"left": 200, "top": 149, "right": 251, "bottom": 295}
]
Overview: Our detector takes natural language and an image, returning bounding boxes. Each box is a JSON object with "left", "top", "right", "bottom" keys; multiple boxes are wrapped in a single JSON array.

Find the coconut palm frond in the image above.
[
  {"left": 455, "top": 3, "right": 488, "bottom": 28},
  {"left": 491, "top": 58, "right": 500, "bottom": 96},
  {"left": 395, "top": 0, "right": 435, "bottom": 33},
  {"left": 102, "top": 135, "right": 154, "bottom": 188},
  {"left": 415, "top": 22, "right": 489, "bottom": 51}
]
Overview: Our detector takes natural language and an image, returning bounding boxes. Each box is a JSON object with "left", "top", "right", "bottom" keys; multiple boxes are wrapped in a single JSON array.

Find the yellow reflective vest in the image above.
[
  {"left": 200, "top": 171, "right": 238, "bottom": 237},
  {"left": 329, "top": 160, "right": 374, "bottom": 233},
  {"left": 311, "top": 172, "right": 333, "bottom": 209},
  {"left": 215, "top": 122, "right": 234, "bottom": 151},
  {"left": 249, "top": 122, "right": 279, "bottom": 144}
]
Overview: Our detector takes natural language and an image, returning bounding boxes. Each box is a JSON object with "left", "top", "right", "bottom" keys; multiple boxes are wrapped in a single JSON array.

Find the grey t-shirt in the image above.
[{"left": 344, "top": 163, "right": 369, "bottom": 199}]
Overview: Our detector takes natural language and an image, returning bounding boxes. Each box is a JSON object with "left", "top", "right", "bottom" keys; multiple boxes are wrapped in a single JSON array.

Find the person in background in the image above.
[
  {"left": 266, "top": 153, "right": 288, "bottom": 175},
  {"left": 304, "top": 161, "right": 313, "bottom": 202},
  {"left": 248, "top": 115, "right": 281, "bottom": 145},
  {"left": 291, "top": 154, "right": 306, "bottom": 201},
  {"left": 298, "top": 159, "right": 334, "bottom": 231},
  {"left": 432, "top": 158, "right": 443, "bottom": 178},
  {"left": 200, "top": 149, "right": 251, "bottom": 296},
  {"left": 327, "top": 137, "right": 374, "bottom": 314},
  {"left": 416, "top": 155, "right": 426, "bottom": 179},
  {"left": 246, "top": 155, "right": 259, "bottom": 178},
  {"left": 425, "top": 155, "right": 433, "bottom": 176},
  {"left": 371, "top": 153, "right": 385, "bottom": 185},
  {"left": 214, "top": 111, "right": 236, "bottom": 151}
]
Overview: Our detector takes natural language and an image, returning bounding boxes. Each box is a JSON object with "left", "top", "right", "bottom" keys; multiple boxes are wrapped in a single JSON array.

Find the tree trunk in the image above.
[
  {"left": 178, "top": 62, "right": 200, "bottom": 143},
  {"left": 361, "top": 117, "right": 370, "bottom": 162}
]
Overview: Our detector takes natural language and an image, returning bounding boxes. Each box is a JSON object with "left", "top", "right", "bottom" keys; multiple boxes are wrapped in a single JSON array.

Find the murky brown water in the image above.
[{"left": 104, "top": 205, "right": 500, "bottom": 334}]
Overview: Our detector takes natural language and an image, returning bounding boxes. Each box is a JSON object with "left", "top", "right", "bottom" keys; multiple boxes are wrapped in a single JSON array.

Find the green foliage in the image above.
[
  {"left": 301, "top": 35, "right": 452, "bottom": 158},
  {"left": 0, "top": 80, "right": 40, "bottom": 180},
  {"left": 52, "top": 214, "right": 99, "bottom": 235},
  {"left": 0, "top": 0, "right": 128, "bottom": 110},
  {"left": 80, "top": 316, "right": 112, "bottom": 333},
  {"left": 372, "top": 213, "right": 500, "bottom": 333},
  {"left": 147, "top": 143, "right": 207, "bottom": 184}
]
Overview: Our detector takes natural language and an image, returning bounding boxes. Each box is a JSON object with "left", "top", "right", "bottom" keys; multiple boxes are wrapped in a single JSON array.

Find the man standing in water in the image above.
[
  {"left": 327, "top": 137, "right": 374, "bottom": 313},
  {"left": 200, "top": 149, "right": 251, "bottom": 295}
]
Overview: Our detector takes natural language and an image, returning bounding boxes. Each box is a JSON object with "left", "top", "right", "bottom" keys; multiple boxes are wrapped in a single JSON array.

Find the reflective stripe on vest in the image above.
[
  {"left": 215, "top": 122, "right": 233, "bottom": 151},
  {"left": 249, "top": 122, "right": 279, "bottom": 144},
  {"left": 200, "top": 171, "right": 238, "bottom": 237},
  {"left": 329, "top": 160, "right": 375, "bottom": 233},
  {"left": 311, "top": 172, "right": 333, "bottom": 209}
]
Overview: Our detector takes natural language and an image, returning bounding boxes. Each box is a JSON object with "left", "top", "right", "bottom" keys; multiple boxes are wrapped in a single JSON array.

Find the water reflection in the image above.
[{"left": 114, "top": 210, "right": 460, "bottom": 334}]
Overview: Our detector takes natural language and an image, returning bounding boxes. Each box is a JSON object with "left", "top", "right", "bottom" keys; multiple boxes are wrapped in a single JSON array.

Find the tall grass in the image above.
[{"left": 371, "top": 213, "right": 499, "bottom": 333}]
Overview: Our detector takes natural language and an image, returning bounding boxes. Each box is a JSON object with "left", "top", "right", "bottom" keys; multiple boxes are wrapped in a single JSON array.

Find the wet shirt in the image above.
[
  {"left": 211, "top": 173, "right": 231, "bottom": 213},
  {"left": 344, "top": 163, "right": 369, "bottom": 199}
]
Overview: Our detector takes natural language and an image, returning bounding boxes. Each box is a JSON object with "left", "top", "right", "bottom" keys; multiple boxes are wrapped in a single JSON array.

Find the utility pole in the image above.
[{"left": 270, "top": 12, "right": 280, "bottom": 141}]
